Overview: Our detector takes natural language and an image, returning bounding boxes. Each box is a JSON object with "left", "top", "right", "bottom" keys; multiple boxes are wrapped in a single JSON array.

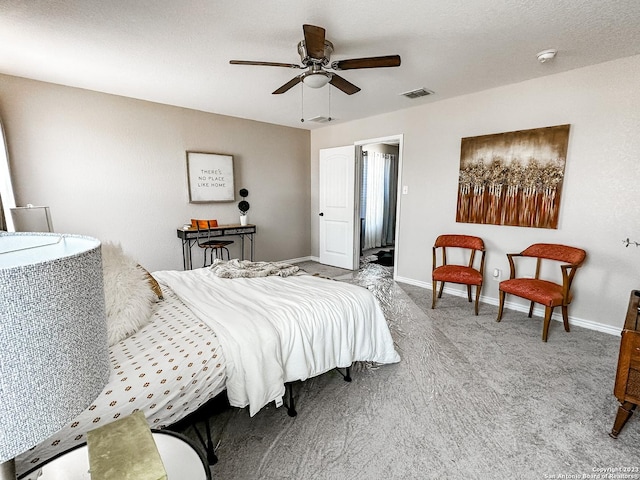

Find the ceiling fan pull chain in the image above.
[
  {"left": 300, "top": 83, "right": 305, "bottom": 122},
  {"left": 328, "top": 85, "right": 332, "bottom": 122}
]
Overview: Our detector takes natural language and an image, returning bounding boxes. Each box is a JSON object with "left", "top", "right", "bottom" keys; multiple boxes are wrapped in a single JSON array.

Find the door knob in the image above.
[{"left": 319, "top": 212, "right": 324, "bottom": 216}]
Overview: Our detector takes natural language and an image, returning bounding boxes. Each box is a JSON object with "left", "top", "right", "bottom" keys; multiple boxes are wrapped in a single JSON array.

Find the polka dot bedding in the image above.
[{"left": 16, "top": 281, "right": 226, "bottom": 477}]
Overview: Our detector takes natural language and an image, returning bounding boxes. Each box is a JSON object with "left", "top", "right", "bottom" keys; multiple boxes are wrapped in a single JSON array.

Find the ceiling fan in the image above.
[{"left": 229, "top": 24, "right": 401, "bottom": 95}]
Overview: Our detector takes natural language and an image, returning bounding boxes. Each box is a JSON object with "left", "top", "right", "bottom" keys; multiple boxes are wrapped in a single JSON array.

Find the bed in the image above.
[{"left": 16, "top": 252, "right": 399, "bottom": 477}]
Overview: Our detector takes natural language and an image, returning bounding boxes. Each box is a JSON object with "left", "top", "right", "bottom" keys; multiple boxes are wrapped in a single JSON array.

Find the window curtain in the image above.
[{"left": 361, "top": 151, "right": 397, "bottom": 250}]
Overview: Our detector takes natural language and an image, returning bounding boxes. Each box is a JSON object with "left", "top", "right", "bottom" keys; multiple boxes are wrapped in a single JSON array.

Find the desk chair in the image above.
[
  {"left": 497, "top": 243, "right": 586, "bottom": 342},
  {"left": 193, "top": 219, "right": 234, "bottom": 267}
]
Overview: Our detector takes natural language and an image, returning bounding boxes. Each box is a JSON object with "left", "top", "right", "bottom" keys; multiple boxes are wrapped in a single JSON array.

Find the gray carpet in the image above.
[{"left": 179, "top": 260, "right": 640, "bottom": 479}]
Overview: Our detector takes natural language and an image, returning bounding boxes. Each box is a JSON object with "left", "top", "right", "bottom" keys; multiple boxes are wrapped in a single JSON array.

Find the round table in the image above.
[{"left": 19, "top": 430, "right": 211, "bottom": 480}]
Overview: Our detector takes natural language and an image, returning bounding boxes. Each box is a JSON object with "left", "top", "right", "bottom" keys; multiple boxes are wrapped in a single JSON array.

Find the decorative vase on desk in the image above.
[{"left": 238, "top": 188, "right": 250, "bottom": 226}]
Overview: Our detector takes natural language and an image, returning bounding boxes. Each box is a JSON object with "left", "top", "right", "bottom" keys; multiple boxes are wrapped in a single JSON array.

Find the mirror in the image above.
[{"left": 0, "top": 116, "right": 16, "bottom": 231}]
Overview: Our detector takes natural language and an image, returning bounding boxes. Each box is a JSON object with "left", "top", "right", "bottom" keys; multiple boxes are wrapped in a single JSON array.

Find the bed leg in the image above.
[
  {"left": 285, "top": 382, "right": 297, "bottom": 417},
  {"left": 335, "top": 365, "right": 352, "bottom": 382},
  {"left": 204, "top": 418, "right": 218, "bottom": 465}
]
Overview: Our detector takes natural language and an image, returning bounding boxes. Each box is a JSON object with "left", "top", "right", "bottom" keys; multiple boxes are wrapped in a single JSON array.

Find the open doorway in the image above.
[{"left": 356, "top": 139, "right": 401, "bottom": 269}]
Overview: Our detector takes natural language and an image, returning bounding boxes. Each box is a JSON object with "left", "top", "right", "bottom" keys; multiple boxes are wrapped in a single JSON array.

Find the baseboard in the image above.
[
  {"left": 394, "top": 275, "right": 621, "bottom": 337},
  {"left": 284, "top": 255, "right": 315, "bottom": 264}
]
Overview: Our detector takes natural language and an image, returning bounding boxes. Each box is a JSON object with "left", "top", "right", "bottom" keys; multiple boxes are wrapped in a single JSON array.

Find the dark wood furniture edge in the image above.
[{"left": 610, "top": 290, "right": 640, "bottom": 438}]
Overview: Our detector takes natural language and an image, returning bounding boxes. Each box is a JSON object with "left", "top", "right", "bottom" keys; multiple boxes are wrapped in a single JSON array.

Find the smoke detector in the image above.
[{"left": 536, "top": 49, "right": 557, "bottom": 63}]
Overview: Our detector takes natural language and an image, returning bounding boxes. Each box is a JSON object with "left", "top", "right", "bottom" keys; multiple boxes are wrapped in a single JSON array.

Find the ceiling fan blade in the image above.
[
  {"left": 332, "top": 55, "right": 401, "bottom": 70},
  {"left": 272, "top": 76, "right": 302, "bottom": 94},
  {"left": 303, "top": 24, "right": 326, "bottom": 59},
  {"left": 329, "top": 74, "right": 361, "bottom": 95},
  {"left": 230, "top": 60, "right": 302, "bottom": 69}
]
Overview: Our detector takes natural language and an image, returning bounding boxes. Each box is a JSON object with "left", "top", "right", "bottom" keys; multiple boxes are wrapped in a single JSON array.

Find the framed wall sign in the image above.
[{"left": 186, "top": 151, "right": 235, "bottom": 203}]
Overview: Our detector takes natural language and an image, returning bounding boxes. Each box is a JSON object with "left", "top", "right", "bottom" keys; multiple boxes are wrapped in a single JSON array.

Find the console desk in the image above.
[{"left": 177, "top": 223, "right": 256, "bottom": 270}]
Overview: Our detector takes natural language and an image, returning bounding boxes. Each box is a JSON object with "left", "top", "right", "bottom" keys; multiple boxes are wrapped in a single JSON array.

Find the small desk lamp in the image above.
[{"left": 0, "top": 233, "right": 110, "bottom": 479}]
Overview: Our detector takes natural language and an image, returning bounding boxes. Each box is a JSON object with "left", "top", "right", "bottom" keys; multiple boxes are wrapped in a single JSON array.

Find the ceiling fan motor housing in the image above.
[{"left": 297, "top": 40, "right": 333, "bottom": 66}]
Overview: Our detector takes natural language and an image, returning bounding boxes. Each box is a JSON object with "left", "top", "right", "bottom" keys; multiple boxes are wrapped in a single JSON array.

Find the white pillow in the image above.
[{"left": 101, "top": 243, "right": 156, "bottom": 346}]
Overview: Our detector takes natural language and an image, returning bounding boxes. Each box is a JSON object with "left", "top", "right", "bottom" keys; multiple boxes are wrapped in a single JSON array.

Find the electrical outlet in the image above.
[
  {"left": 402, "top": 185, "right": 409, "bottom": 195},
  {"left": 492, "top": 268, "right": 501, "bottom": 281}
]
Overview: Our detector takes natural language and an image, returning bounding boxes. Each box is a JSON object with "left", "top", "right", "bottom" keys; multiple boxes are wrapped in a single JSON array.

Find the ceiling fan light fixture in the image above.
[{"left": 301, "top": 71, "right": 332, "bottom": 89}]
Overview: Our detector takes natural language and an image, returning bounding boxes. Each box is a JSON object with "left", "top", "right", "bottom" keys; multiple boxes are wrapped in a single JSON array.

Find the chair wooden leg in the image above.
[
  {"left": 542, "top": 306, "right": 554, "bottom": 342},
  {"left": 528, "top": 301, "right": 535, "bottom": 318},
  {"left": 466, "top": 285, "right": 472, "bottom": 303},
  {"left": 561, "top": 305, "right": 570, "bottom": 332},
  {"left": 497, "top": 291, "right": 505, "bottom": 322},
  {"left": 474, "top": 285, "right": 481, "bottom": 316},
  {"left": 431, "top": 280, "right": 437, "bottom": 309},
  {"left": 438, "top": 281, "right": 445, "bottom": 299}
]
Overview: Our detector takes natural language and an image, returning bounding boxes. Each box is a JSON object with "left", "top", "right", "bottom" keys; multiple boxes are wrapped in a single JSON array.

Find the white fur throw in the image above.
[
  {"left": 102, "top": 243, "right": 155, "bottom": 346},
  {"left": 210, "top": 258, "right": 300, "bottom": 278}
]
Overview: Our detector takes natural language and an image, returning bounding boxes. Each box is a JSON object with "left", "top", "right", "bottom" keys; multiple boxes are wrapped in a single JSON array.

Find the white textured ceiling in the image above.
[{"left": 1, "top": 0, "right": 640, "bottom": 130}]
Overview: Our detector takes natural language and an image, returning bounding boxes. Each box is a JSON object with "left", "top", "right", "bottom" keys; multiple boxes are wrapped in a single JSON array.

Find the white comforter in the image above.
[{"left": 153, "top": 268, "right": 400, "bottom": 416}]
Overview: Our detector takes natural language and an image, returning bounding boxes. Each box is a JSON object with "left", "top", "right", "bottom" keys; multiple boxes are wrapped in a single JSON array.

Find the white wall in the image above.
[
  {"left": 0, "top": 74, "right": 311, "bottom": 272},
  {"left": 311, "top": 54, "right": 640, "bottom": 332}
]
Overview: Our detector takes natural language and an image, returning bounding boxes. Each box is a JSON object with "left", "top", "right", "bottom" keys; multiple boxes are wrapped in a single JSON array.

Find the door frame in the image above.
[{"left": 354, "top": 134, "right": 404, "bottom": 278}]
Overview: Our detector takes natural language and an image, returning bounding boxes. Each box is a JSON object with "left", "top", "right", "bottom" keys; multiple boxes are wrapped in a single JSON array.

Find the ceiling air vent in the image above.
[
  {"left": 400, "top": 88, "right": 434, "bottom": 99},
  {"left": 307, "top": 116, "right": 333, "bottom": 123}
]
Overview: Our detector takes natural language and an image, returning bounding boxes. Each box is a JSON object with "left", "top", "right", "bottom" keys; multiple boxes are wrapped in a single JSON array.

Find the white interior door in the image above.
[{"left": 319, "top": 145, "right": 356, "bottom": 270}]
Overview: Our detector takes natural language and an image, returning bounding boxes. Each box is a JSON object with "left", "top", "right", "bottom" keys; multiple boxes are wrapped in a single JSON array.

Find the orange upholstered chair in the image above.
[
  {"left": 432, "top": 234, "right": 486, "bottom": 315},
  {"left": 497, "top": 243, "right": 586, "bottom": 342}
]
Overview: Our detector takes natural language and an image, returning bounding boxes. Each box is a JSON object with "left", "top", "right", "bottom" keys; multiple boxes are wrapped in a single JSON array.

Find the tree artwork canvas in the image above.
[{"left": 456, "top": 124, "right": 570, "bottom": 229}]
